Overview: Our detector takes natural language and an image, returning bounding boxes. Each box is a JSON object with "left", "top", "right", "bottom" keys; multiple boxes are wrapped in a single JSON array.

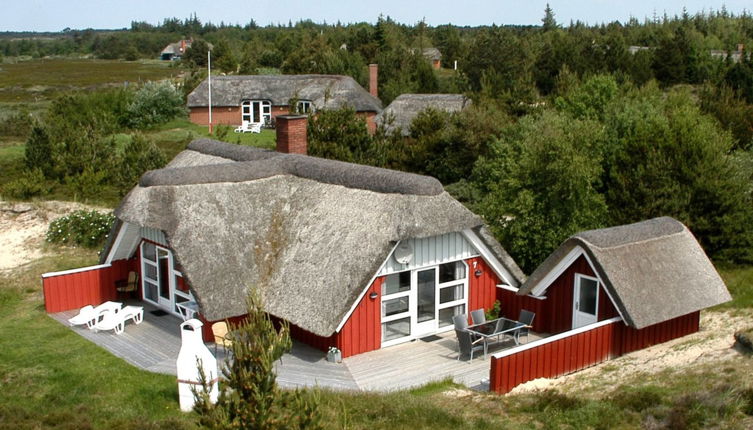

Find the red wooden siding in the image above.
[
  {"left": 613, "top": 311, "right": 700, "bottom": 356},
  {"left": 336, "top": 277, "right": 382, "bottom": 358},
  {"left": 489, "top": 311, "right": 701, "bottom": 394},
  {"left": 43, "top": 259, "right": 134, "bottom": 313},
  {"left": 467, "top": 257, "right": 502, "bottom": 319},
  {"left": 496, "top": 255, "right": 618, "bottom": 334}
]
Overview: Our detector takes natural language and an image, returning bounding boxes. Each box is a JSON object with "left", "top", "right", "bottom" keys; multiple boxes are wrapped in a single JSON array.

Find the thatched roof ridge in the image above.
[
  {"left": 186, "top": 74, "right": 383, "bottom": 112},
  {"left": 376, "top": 94, "right": 471, "bottom": 136},
  {"left": 141, "top": 139, "right": 444, "bottom": 195},
  {"left": 518, "top": 217, "right": 731, "bottom": 329}
]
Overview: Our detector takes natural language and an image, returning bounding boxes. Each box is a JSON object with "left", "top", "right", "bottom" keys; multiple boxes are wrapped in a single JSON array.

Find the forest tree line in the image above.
[{"left": 5, "top": 7, "right": 753, "bottom": 271}]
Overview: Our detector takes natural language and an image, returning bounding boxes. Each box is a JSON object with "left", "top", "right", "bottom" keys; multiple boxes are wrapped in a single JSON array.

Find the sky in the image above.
[{"left": 2, "top": 1, "right": 751, "bottom": 32}]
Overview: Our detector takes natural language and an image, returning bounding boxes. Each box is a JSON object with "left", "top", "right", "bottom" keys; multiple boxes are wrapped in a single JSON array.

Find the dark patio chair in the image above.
[
  {"left": 470, "top": 309, "right": 486, "bottom": 325},
  {"left": 516, "top": 309, "right": 536, "bottom": 344},
  {"left": 455, "top": 329, "right": 486, "bottom": 362}
]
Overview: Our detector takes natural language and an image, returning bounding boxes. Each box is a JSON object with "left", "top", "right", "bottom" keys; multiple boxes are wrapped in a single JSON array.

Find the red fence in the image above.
[
  {"left": 42, "top": 260, "right": 131, "bottom": 313},
  {"left": 489, "top": 312, "right": 700, "bottom": 394}
]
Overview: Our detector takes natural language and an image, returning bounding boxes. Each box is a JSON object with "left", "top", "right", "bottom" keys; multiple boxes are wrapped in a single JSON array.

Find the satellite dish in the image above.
[{"left": 393, "top": 242, "right": 413, "bottom": 265}]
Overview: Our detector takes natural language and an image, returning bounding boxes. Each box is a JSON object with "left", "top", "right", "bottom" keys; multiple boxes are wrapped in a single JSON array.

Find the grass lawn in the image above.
[
  {"left": 717, "top": 265, "right": 753, "bottom": 311},
  {"left": 2, "top": 243, "right": 752, "bottom": 429}
]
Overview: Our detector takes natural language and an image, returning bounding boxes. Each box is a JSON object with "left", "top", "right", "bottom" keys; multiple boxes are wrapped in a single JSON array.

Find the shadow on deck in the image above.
[{"left": 50, "top": 303, "right": 544, "bottom": 392}]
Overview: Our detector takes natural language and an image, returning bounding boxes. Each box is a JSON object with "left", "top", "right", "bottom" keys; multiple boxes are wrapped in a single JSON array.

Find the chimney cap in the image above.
[{"left": 277, "top": 114, "right": 308, "bottom": 120}]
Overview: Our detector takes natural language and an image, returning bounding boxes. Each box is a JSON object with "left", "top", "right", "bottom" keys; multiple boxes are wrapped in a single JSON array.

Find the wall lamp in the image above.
[{"left": 369, "top": 292, "right": 379, "bottom": 299}]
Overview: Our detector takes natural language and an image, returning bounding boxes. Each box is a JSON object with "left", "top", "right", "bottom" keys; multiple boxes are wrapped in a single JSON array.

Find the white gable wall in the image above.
[{"left": 377, "top": 232, "right": 479, "bottom": 275}]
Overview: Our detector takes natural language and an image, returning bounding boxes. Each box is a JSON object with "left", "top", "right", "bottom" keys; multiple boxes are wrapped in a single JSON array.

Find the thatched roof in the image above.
[
  {"left": 422, "top": 47, "right": 442, "bottom": 61},
  {"left": 106, "top": 139, "right": 523, "bottom": 337},
  {"left": 375, "top": 94, "right": 471, "bottom": 136},
  {"left": 186, "top": 74, "right": 383, "bottom": 113},
  {"left": 518, "top": 217, "right": 731, "bottom": 329}
]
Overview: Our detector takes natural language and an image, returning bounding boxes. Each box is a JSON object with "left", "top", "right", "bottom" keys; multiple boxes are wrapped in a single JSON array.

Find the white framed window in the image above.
[
  {"left": 140, "top": 241, "right": 194, "bottom": 317},
  {"left": 381, "top": 271, "right": 412, "bottom": 343},
  {"left": 436, "top": 261, "right": 468, "bottom": 328},
  {"left": 241, "top": 100, "right": 272, "bottom": 124},
  {"left": 296, "top": 100, "right": 313, "bottom": 114}
]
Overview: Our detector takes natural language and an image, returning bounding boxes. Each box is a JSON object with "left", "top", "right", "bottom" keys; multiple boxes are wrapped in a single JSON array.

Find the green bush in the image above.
[
  {"left": 1, "top": 168, "right": 50, "bottom": 200},
  {"left": 125, "top": 81, "right": 187, "bottom": 129},
  {"left": 46, "top": 210, "right": 115, "bottom": 248}
]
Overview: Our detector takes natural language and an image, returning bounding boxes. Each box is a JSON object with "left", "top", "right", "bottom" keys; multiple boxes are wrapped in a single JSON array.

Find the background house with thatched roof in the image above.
[
  {"left": 42, "top": 125, "right": 525, "bottom": 358},
  {"left": 376, "top": 94, "right": 471, "bottom": 136},
  {"left": 160, "top": 39, "right": 192, "bottom": 61},
  {"left": 186, "top": 74, "right": 383, "bottom": 132},
  {"left": 488, "top": 217, "right": 731, "bottom": 393}
]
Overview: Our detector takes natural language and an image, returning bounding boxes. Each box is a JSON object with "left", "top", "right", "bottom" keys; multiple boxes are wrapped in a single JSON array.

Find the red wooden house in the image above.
[
  {"left": 42, "top": 125, "right": 525, "bottom": 359},
  {"left": 488, "top": 217, "right": 731, "bottom": 393}
]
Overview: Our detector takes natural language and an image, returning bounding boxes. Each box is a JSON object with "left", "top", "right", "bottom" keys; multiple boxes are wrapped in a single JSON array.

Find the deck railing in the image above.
[
  {"left": 42, "top": 260, "right": 131, "bottom": 313},
  {"left": 489, "top": 312, "right": 700, "bottom": 394}
]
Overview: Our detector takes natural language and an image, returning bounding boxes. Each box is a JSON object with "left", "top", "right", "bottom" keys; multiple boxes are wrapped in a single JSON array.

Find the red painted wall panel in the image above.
[
  {"left": 467, "top": 257, "right": 504, "bottom": 320},
  {"left": 336, "top": 277, "right": 382, "bottom": 358},
  {"left": 489, "top": 311, "right": 701, "bottom": 394},
  {"left": 43, "top": 259, "right": 133, "bottom": 313}
]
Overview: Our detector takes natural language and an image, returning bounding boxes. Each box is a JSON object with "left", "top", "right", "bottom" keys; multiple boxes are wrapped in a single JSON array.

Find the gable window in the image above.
[
  {"left": 296, "top": 100, "right": 313, "bottom": 114},
  {"left": 241, "top": 100, "right": 272, "bottom": 125}
]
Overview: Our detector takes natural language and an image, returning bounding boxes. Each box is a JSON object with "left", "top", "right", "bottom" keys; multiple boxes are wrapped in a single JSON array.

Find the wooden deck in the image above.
[{"left": 51, "top": 304, "right": 542, "bottom": 392}]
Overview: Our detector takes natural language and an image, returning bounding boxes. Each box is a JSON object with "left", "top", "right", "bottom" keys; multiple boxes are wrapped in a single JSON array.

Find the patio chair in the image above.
[
  {"left": 452, "top": 314, "right": 469, "bottom": 330},
  {"left": 94, "top": 305, "right": 143, "bottom": 335},
  {"left": 455, "top": 329, "right": 486, "bottom": 362},
  {"left": 516, "top": 309, "right": 536, "bottom": 344},
  {"left": 67, "top": 301, "right": 122, "bottom": 328},
  {"left": 212, "top": 321, "right": 232, "bottom": 355},
  {"left": 470, "top": 309, "right": 486, "bottom": 325},
  {"left": 115, "top": 271, "right": 139, "bottom": 298}
]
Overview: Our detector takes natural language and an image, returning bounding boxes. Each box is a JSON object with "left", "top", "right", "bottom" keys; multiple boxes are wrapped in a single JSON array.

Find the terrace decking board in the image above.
[{"left": 51, "top": 305, "right": 540, "bottom": 392}]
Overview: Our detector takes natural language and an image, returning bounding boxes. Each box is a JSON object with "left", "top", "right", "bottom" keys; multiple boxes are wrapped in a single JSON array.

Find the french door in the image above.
[
  {"left": 381, "top": 261, "right": 468, "bottom": 347},
  {"left": 573, "top": 274, "right": 599, "bottom": 329},
  {"left": 141, "top": 242, "right": 193, "bottom": 316}
]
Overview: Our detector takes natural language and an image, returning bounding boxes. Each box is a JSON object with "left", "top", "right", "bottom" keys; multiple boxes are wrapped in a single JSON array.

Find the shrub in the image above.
[
  {"left": 24, "top": 124, "right": 54, "bottom": 177},
  {"left": 1, "top": 168, "right": 50, "bottom": 200},
  {"left": 113, "top": 133, "right": 166, "bottom": 190},
  {"left": 46, "top": 210, "right": 115, "bottom": 248},
  {"left": 0, "top": 109, "right": 33, "bottom": 139},
  {"left": 125, "top": 81, "right": 186, "bottom": 129}
]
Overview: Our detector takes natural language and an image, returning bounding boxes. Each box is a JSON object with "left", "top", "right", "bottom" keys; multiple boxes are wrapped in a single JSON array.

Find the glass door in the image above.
[
  {"left": 573, "top": 274, "right": 599, "bottom": 329},
  {"left": 381, "top": 271, "right": 412, "bottom": 346},
  {"left": 413, "top": 268, "right": 437, "bottom": 337},
  {"left": 141, "top": 242, "right": 179, "bottom": 314}
]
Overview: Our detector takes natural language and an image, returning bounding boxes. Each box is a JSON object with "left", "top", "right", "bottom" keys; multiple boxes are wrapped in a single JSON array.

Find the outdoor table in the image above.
[
  {"left": 466, "top": 317, "right": 526, "bottom": 356},
  {"left": 176, "top": 300, "right": 199, "bottom": 321}
]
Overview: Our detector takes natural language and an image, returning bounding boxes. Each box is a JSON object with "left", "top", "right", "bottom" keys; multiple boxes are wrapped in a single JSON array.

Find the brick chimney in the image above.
[
  {"left": 369, "top": 64, "right": 378, "bottom": 99},
  {"left": 180, "top": 39, "right": 186, "bottom": 53},
  {"left": 276, "top": 115, "right": 308, "bottom": 155}
]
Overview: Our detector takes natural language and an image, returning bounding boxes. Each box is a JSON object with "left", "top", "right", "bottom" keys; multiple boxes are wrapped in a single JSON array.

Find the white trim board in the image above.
[
  {"left": 492, "top": 316, "right": 623, "bottom": 359},
  {"left": 42, "top": 263, "right": 112, "bottom": 278},
  {"left": 334, "top": 241, "right": 401, "bottom": 333},
  {"left": 461, "top": 229, "right": 517, "bottom": 287}
]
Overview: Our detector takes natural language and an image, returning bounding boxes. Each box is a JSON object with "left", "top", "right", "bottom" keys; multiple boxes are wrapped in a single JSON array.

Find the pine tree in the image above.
[
  {"left": 193, "top": 291, "right": 322, "bottom": 429},
  {"left": 542, "top": 4, "right": 558, "bottom": 32}
]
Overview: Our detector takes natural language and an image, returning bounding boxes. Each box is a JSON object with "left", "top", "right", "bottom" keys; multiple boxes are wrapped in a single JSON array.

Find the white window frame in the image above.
[
  {"left": 380, "top": 260, "right": 469, "bottom": 348},
  {"left": 241, "top": 99, "right": 272, "bottom": 125},
  {"left": 296, "top": 100, "right": 313, "bottom": 114},
  {"left": 140, "top": 241, "right": 194, "bottom": 317}
]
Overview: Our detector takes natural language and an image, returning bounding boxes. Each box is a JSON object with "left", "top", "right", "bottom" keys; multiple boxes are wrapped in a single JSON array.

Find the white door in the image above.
[
  {"left": 573, "top": 274, "right": 599, "bottom": 329},
  {"left": 141, "top": 242, "right": 176, "bottom": 313},
  {"left": 413, "top": 268, "right": 437, "bottom": 337}
]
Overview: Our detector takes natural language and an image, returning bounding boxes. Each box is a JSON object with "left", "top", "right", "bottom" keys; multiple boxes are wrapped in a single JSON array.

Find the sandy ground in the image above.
[
  {"left": 508, "top": 310, "right": 752, "bottom": 395},
  {"left": 0, "top": 200, "right": 108, "bottom": 272}
]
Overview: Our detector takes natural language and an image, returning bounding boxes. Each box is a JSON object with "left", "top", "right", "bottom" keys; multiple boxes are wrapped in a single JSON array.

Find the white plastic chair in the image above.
[
  {"left": 68, "top": 301, "right": 122, "bottom": 328},
  {"left": 94, "top": 305, "right": 143, "bottom": 335}
]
